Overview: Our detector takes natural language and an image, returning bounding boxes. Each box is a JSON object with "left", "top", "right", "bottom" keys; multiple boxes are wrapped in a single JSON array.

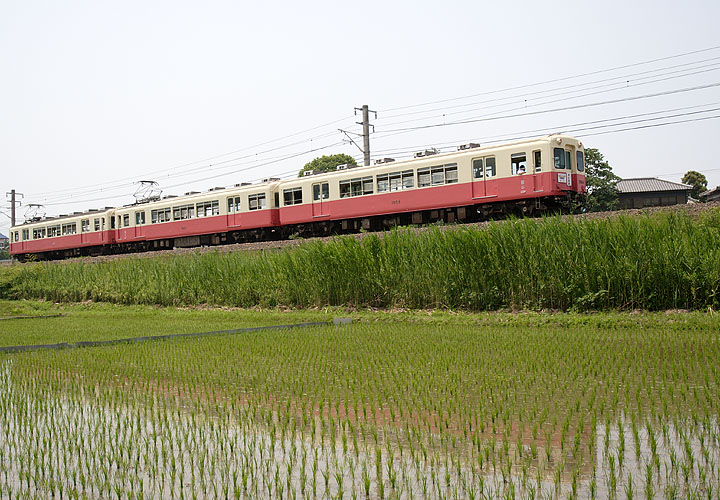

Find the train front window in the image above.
[
  {"left": 576, "top": 151, "right": 585, "bottom": 172},
  {"left": 565, "top": 151, "right": 572, "bottom": 171},
  {"left": 554, "top": 148, "right": 565, "bottom": 169}
]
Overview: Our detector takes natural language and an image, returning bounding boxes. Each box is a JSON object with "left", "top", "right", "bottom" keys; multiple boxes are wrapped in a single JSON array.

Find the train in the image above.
[{"left": 9, "top": 134, "right": 586, "bottom": 261}]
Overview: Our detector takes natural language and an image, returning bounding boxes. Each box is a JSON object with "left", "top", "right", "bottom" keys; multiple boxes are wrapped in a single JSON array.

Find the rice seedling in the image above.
[{"left": 0, "top": 313, "right": 717, "bottom": 499}]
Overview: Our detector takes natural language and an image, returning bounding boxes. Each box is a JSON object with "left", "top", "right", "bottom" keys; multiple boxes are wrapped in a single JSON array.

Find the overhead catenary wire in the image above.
[
  {"left": 375, "top": 64, "right": 720, "bottom": 129},
  {"left": 25, "top": 116, "right": 360, "bottom": 200},
  {"left": 41, "top": 140, "right": 346, "bottom": 207},
  {"left": 377, "top": 56, "right": 720, "bottom": 122},
  {"left": 374, "top": 81, "right": 720, "bottom": 136},
  {"left": 379, "top": 44, "right": 720, "bottom": 113},
  {"left": 368, "top": 102, "right": 720, "bottom": 157}
]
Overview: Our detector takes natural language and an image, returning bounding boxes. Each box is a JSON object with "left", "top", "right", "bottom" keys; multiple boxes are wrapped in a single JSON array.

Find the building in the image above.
[
  {"left": 701, "top": 186, "right": 720, "bottom": 203},
  {"left": 616, "top": 177, "right": 693, "bottom": 210},
  {"left": 0, "top": 232, "right": 8, "bottom": 249}
]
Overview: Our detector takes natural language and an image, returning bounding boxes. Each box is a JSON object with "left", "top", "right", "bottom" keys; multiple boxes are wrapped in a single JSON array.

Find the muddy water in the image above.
[{"left": 0, "top": 363, "right": 718, "bottom": 499}]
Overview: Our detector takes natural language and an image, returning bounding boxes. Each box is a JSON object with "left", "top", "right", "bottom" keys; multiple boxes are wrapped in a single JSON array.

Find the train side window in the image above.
[
  {"left": 376, "top": 174, "right": 389, "bottom": 193},
  {"left": 473, "top": 158, "right": 484, "bottom": 179},
  {"left": 363, "top": 176, "right": 374, "bottom": 194},
  {"left": 283, "top": 187, "right": 302, "bottom": 206},
  {"left": 565, "top": 150, "right": 572, "bottom": 171},
  {"left": 22, "top": 229, "right": 29, "bottom": 240},
  {"left": 249, "top": 193, "right": 266, "bottom": 210},
  {"left": 533, "top": 150, "right": 542, "bottom": 172},
  {"left": 196, "top": 201, "right": 219, "bottom": 217},
  {"left": 151, "top": 208, "right": 171, "bottom": 223},
  {"left": 81, "top": 219, "right": 90, "bottom": 232},
  {"left": 445, "top": 164, "right": 458, "bottom": 183},
  {"left": 102, "top": 218, "right": 106, "bottom": 230},
  {"left": 401, "top": 170, "right": 414, "bottom": 189},
  {"left": 111, "top": 217, "right": 116, "bottom": 229},
  {"left": 274, "top": 192, "right": 279, "bottom": 208},
  {"left": 576, "top": 151, "right": 585, "bottom": 172},
  {"left": 173, "top": 204, "right": 194, "bottom": 221},
  {"left": 511, "top": 153, "right": 527, "bottom": 175},
  {"left": 417, "top": 167, "right": 431, "bottom": 187},
  {"left": 485, "top": 157, "right": 496, "bottom": 178},
  {"left": 123, "top": 214, "right": 130, "bottom": 227},
  {"left": 135, "top": 211, "right": 146, "bottom": 225},
  {"left": 388, "top": 172, "right": 402, "bottom": 191},
  {"left": 554, "top": 148, "right": 565, "bottom": 169},
  {"left": 94, "top": 218, "right": 100, "bottom": 231}
]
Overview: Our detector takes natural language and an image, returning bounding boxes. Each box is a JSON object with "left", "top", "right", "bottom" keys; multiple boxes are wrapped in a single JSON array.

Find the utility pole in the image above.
[
  {"left": 5, "top": 190, "right": 23, "bottom": 227},
  {"left": 354, "top": 105, "right": 376, "bottom": 166}
]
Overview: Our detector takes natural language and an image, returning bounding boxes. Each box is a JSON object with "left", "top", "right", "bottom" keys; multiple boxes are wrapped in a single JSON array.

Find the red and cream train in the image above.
[{"left": 9, "top": 134, "right": 586, "bottom": 260}]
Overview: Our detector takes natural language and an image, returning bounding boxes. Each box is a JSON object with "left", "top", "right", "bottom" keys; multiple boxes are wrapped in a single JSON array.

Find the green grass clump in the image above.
[{"left": 4, "top": 208, "right": 720, "bottom": 311}]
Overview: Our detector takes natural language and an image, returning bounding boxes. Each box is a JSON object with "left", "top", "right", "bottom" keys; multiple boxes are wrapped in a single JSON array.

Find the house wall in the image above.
[{"left": 618, "top": 190, "right": 688, "bottom": 209}]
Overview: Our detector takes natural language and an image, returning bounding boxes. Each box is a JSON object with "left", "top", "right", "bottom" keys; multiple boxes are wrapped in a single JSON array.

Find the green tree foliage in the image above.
[
  {"left": 298, "top": 154, "right": 357, "bottom": 177},
  {"left": 681, "top": 170, "right": 707, "bottom": 200},
  {"left": 583, "top": 147, "right": 620, "bottom": 212},
  {"left": 0, "top": 247, "right": 9, "bottom": 260}
]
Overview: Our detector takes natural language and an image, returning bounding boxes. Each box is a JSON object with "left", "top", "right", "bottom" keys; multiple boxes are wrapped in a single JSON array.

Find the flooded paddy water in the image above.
[{"left": 0, "top": 320, "right": 718, "bottom": 499}]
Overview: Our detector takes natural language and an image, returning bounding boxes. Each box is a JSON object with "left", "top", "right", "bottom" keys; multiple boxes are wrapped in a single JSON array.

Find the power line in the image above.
[
  {"left": 369, "top": 102, "right": 720, "bottom": 157},
  {"left": 41, "top": 140, "right": 346, "bottom": 207},
  {"left": 379, "top": 44, "right": 720, "bottom": 113},
  {"left": 25, "top": 116, "right": 358, "bottom": 199},
  {"left": 375, "top": 63, "right": 720, "bottom": 130},
  {"left": 378, "top": 56, "right": 720, "bottom": 122},
  {"left": 375, "top": 82, "right": 720, "bottom": 136}
]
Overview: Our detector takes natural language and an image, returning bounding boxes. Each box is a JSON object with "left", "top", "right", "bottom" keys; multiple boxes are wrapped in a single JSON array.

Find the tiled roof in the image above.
[
  {"left": 616, "top": 177, "right": 693, "bottom": 194},
  {"left": 0, "top": 232, "right": 7, "bottom": 239}
]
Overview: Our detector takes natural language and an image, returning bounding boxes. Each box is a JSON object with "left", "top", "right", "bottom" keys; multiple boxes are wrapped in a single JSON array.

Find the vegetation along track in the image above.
[
  {"left": 4, "top": 202, "right": 716, "bottom": 266},
  {"left": 3, "top": 203, "right": 719, "bottom": 311}
]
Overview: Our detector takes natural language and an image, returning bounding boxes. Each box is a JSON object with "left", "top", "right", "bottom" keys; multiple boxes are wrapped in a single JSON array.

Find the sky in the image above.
[{"left": 1, "top": 0, "right": 719, "bottom": 235}]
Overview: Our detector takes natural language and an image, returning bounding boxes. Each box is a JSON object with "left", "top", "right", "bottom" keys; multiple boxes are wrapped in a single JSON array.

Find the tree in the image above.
[
  {"left": 583, "top": 147, "right": 620, "bottom": 212},
  {"left": 298, "top": 154, "right": 357, "bottom": 177},
  {"left": 681, "top": 170, "right": 707, "bottom": 200}
]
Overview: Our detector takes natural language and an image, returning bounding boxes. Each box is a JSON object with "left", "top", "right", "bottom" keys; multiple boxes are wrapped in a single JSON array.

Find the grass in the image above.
[
  {"left": 1, "top": 309, "right": 718, "bottom": 499},
  {"left": 4, "top": 208, "right": 720, "bottom": 311},
  {"left": 1, "top": 299, "right": 718, "bottom": 347},
  {"left": 0, "top": 300, "right": 340, "bottom": 347}
]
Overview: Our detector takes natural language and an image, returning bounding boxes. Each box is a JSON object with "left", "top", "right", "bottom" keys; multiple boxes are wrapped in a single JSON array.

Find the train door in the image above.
[
  {"left": 134, "top": 211, "right": 146, "bottom": 238},
  {"left": 226, "top": 196, "right": 242, "bottom": 227},
  {"left": 471, "top": 158, "right": 485, "bottom": 198},
  {"left": 472, "top": 157, "right": 498, "bottom": 198},
  {"left": 532, "top": 150, "right": 543, "bottom": 192},
  {"left": 312, "top": 182, "right": 329, "bottom": 216}
]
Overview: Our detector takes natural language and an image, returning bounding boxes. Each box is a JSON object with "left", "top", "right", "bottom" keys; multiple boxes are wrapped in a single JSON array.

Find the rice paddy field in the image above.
[{"left": 1, "top": 303, "right": 719, "bottom": 500}]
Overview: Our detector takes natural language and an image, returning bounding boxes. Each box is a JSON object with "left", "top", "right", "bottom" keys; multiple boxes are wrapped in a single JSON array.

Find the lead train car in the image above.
[{"left": 9, "top": 134, "right": 585, "bottom": 260}]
